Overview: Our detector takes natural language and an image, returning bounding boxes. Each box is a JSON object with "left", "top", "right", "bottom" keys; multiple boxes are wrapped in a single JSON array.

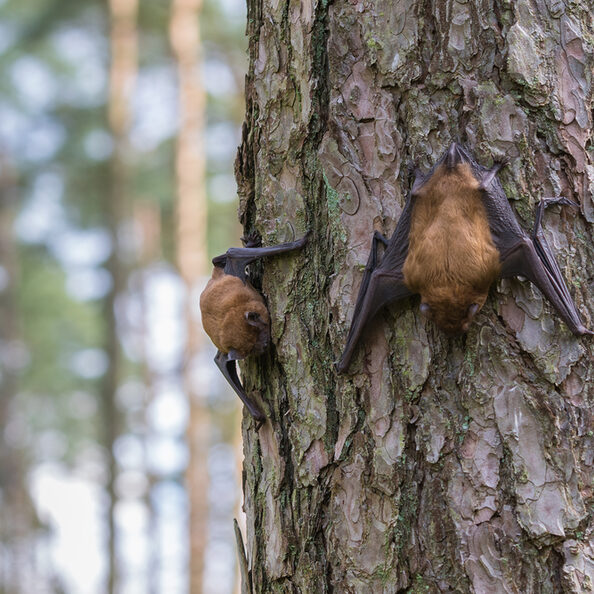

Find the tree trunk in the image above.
[
  {"left": 169, "top": 0, "right": 210, "bottom": 591},
  {"left": 0, "top": 156, "right": 39, "bottom": 592},
  {"left": 105, "top": 0, "right": 138, "bottom": 590},
  {"left": 235, "top": 0, "right": 594, "bottom": 592}
]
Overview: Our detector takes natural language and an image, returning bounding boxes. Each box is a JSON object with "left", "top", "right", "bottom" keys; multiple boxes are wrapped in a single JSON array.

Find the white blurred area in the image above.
[{"left": 27, "top": 266, "right": 241, "bottom": 593}]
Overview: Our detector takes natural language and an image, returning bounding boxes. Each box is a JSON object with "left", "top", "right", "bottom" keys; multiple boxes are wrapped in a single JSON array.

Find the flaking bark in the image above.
[{"left": 236, "top": 0, "right": 594, "bottom": 592}]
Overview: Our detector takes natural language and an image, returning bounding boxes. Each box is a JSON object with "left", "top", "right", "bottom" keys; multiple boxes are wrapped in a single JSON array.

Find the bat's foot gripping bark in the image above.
[
  {"left": 240, "top": 232, "right": 262, "bottom": 248},
  {"left": 214, "top": 232, "right": 310, "bottom": 280}
]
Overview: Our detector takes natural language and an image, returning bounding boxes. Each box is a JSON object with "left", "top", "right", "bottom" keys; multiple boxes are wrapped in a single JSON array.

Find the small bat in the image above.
[
  {"left": 200, "top": 233, "right": 308, "bottom": 424},
  {"left": 337, "top": 142, "right": 591, "bottom": 373}
]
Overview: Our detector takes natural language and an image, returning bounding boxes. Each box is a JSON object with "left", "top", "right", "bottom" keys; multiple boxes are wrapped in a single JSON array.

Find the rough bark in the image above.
[{"left": 236, "top": 0, "right": 594, "bottom": 592}]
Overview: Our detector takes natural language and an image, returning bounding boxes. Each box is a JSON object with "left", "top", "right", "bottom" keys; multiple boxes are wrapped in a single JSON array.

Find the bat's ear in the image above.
[
  {"left": 245, "top": 311, "right": 267, "bottom": 329},
  {"left": 445, "top": 142, "right": 462, "bottom": 170}
]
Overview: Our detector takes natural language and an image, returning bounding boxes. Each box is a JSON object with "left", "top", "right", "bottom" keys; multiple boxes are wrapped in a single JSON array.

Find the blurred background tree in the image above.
[{"left": 0, "top": 0, "right": 247, "bottom": 591}]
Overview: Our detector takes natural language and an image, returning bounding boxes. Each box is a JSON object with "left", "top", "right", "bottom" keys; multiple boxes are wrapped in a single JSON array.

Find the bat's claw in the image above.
[
  {"left": 241, "top": 232, "right": 262, "bottom": 248},
  {"left": 244, "top": 397, "right": 267, "bottom": 426}
]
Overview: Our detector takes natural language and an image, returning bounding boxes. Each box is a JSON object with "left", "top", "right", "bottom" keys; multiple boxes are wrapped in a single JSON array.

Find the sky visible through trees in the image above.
[{"left": 0, "top": 0, "right": 246, "bottom": 591}]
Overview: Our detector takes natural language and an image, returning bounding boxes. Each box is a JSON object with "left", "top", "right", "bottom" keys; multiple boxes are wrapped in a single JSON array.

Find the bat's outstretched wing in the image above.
[
  {"left": 212, "top": 234, "right": 309, "bottom": 283},
  {"left": 336, "top": 194, "right": 415, "bottom": 374},
  {"left": 215, "top": 350, "right": 266, "bottom": 427},
  {"left": 453, "top": 141, "right": 592, "bottom": 337},
  {"left": 496, "top": 198, "right": 592, "bottom": 336}
]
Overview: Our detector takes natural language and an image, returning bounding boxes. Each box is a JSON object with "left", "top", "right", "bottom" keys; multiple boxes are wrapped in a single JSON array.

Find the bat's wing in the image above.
[
  {"left": 212, "top": 234, "right": 309, "bottom": 282},
  {"left": 452, "top": 139, "right": 591, "bottom": 337},
  {"left": 215, "top": 350, "right": 266, "bottom": 427},
  {"left": 496, "top": 198, "right": 591, "bottom": 336},
  {"left": 336, "top": 193, "right": 415, "bottom": 374}
]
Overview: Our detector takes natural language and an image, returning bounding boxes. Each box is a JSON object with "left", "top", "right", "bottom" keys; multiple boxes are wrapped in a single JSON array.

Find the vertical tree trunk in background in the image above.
[
  {"left": 106, "top": 0, "right": 138, "bottom": 591},
  {"left": 169, "top": 1, "right": 209, "bottom": 591},
  {"left": 133, "top": 201, "right": 162, "bottom": 594},
  {"left": 0, "top": 157, "right": 38, "bottom": 592},
  {"left": 236, "top": 0, "right": 594, "bottom": 591}
]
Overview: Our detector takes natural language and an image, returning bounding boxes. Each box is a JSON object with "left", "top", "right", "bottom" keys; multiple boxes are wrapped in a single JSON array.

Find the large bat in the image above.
[
  {"left": 200, "top": 234, "right": 308, "bottom": 425},
  {"left": 337, "top": 142, "right": 591, "bottom": 373}
]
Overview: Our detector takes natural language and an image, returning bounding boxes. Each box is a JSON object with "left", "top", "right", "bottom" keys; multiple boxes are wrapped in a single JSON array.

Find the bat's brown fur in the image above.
[
  {"left": 200, "top": 267, "right": 270, "bottom": 357},
  {"left": 403, "top": 163, "right": 501, "bottom": 333}
]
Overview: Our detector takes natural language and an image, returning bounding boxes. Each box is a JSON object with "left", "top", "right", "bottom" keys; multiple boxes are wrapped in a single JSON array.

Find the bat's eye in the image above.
[
  {"left": 245, "top": 311, "right": 269, "bottom": 333},
  {"left": 419, "top": 302, "right": 431, "bottom": 318},
  {"left": 245, "top": 311, "right": 263, "bottom": 326}
]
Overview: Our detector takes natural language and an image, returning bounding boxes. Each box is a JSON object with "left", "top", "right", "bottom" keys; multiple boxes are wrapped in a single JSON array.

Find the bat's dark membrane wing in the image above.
[
  {"left": 336, "top": 271, "right": 411, "bottom": 373},
  {"left": 212, "top": 234, "right": 309, "bottom": 283},
  {"left": 498, "top": 198, "right": 591, "bottom": 336},
  {"left": 215, "top": 350, "right": 266, "bottom": 425},
  {"left": 336, "top": 193, "right": 415, "bottom": 374}
]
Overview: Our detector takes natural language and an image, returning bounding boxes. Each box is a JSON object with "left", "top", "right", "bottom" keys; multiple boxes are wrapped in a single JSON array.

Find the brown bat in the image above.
[
  {"left": 337, "top": 142, "right": 591, "bottom": 373},
  {"left": 200, "top": 234, "right": 308, "bottom": 424}
]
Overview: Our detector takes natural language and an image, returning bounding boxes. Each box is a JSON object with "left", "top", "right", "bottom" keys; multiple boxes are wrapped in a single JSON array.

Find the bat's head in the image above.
[
  {"left": 243, "top": 304, "right": 270, "bottom": 355},
  {"left": 420, "top": 292, "right": 487, "bottom": 335}
]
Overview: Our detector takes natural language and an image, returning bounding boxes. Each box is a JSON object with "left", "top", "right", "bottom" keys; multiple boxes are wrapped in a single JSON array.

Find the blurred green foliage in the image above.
[{"left": 0, "top": 0, "right": 246, "bottom": 475}]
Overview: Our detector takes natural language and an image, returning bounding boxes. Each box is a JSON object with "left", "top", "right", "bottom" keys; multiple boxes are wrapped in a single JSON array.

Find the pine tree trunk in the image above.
[
  {"left": 106, "top": 0, "right": 138, "bottom": 590},
  {"left": 169, "top": 0, "right": 210, "bottom": 590},
  {"left": 235, "top": 0, "right": 594, "bottom": 592},
  {"left": 0, "top": 156, "right": 38, "bottom": 592}
]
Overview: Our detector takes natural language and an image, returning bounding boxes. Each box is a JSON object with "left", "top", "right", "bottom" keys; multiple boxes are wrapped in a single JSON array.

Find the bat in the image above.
[
  {"left": 200, "top": 233, "right": 308, "bottom": 425},
  {"left": 337, "top": 142, "right": 591, "bottom": 373}
]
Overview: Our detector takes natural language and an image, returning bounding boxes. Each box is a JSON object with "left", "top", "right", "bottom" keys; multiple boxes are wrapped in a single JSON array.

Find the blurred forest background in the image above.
[{"left": 0, "top": 0, "right": 246, "bottom": 592}]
